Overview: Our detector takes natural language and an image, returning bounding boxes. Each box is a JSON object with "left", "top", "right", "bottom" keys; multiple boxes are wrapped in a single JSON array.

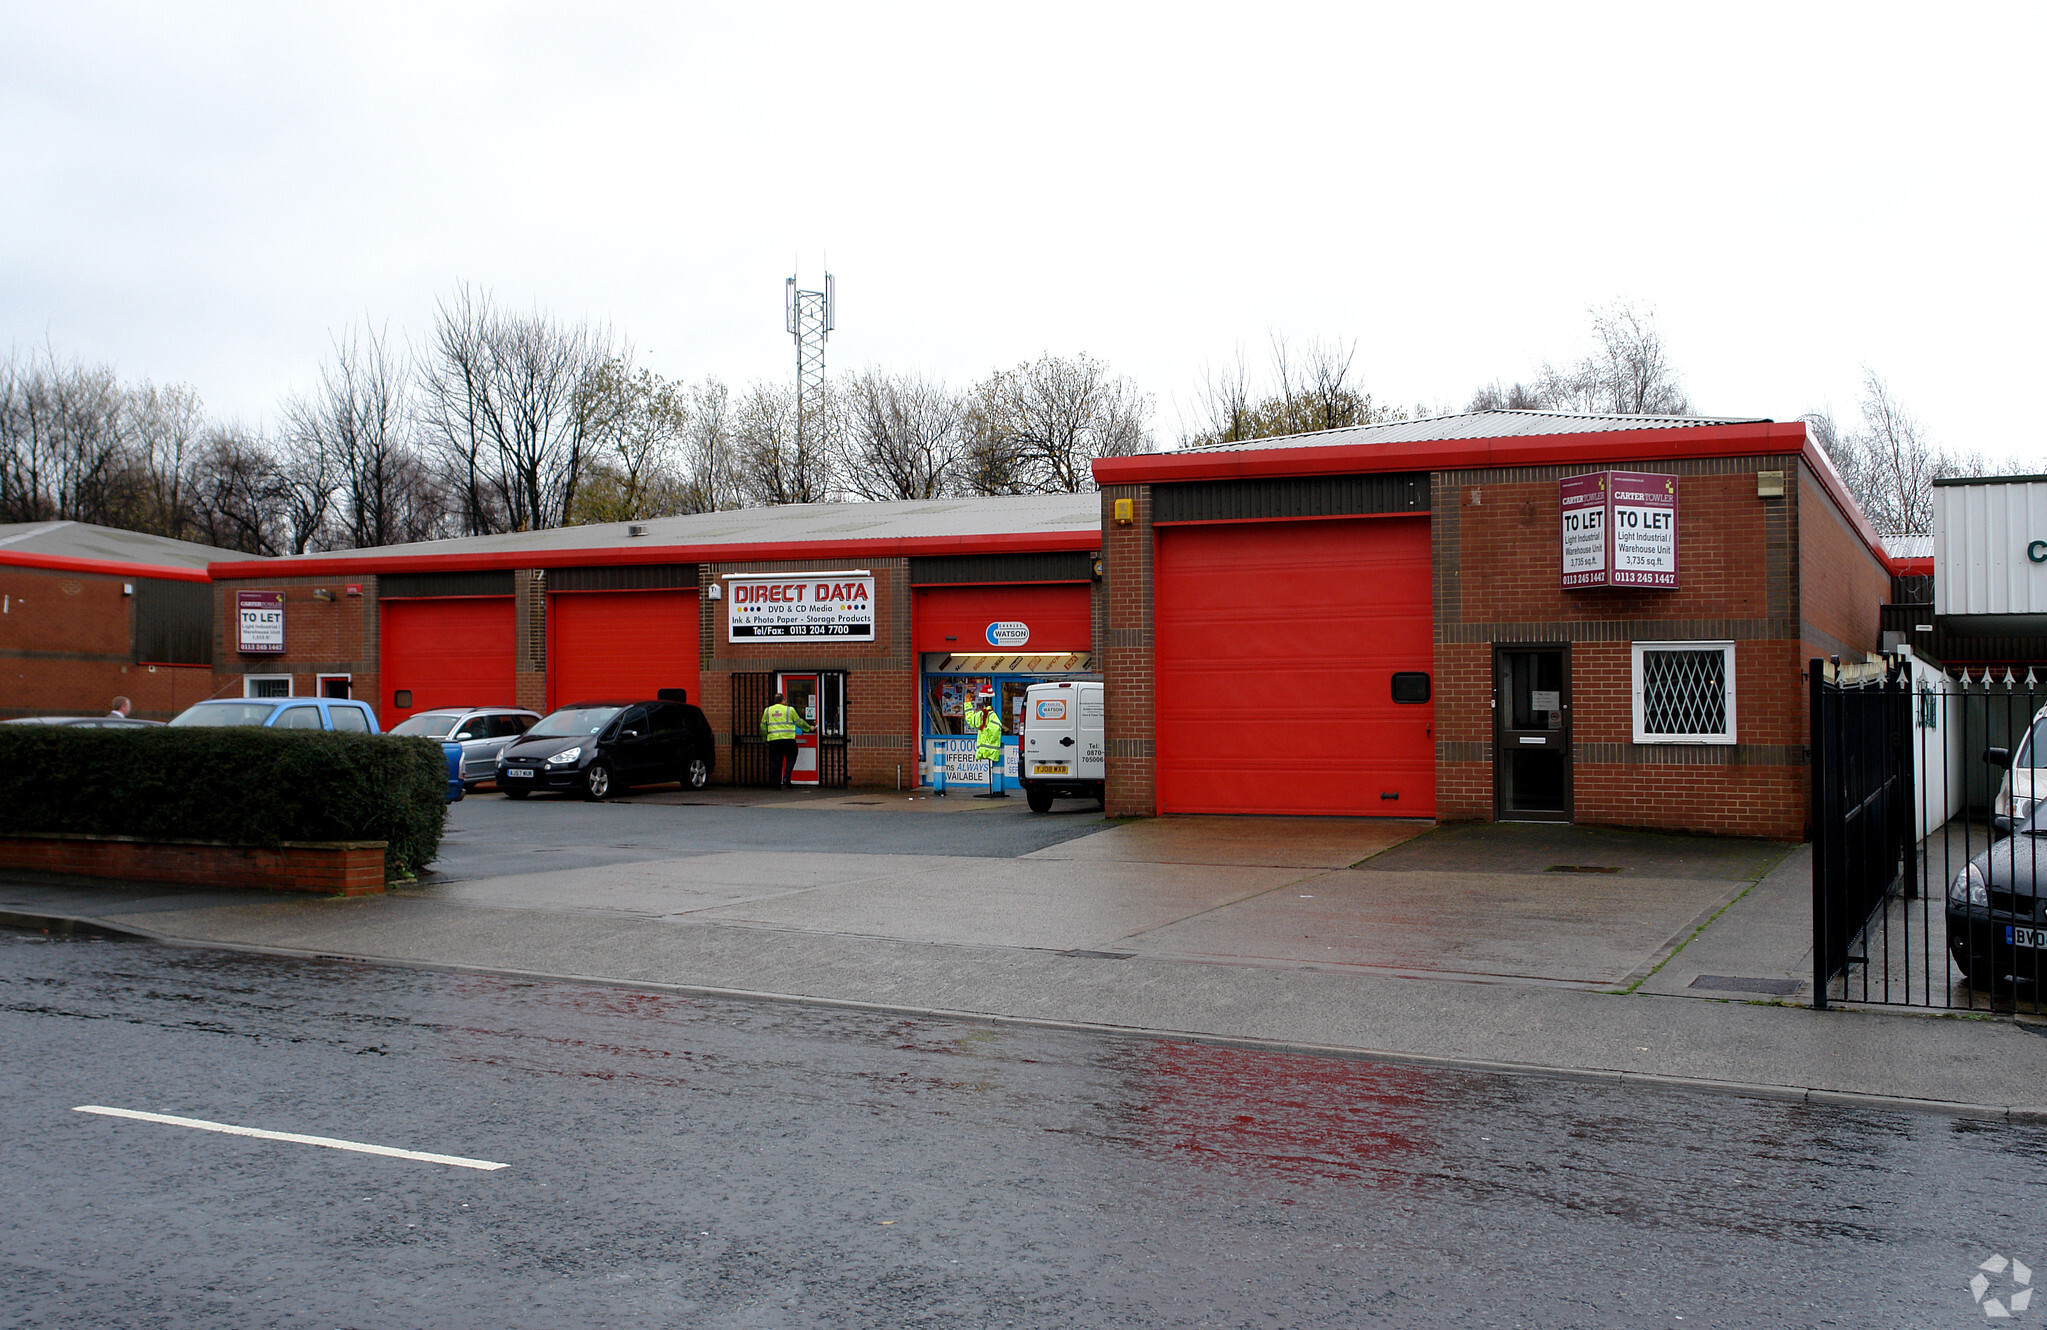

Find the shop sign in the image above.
[
  {"left": 726, "top": 574, "right": 875, "bottom": 642},
  {"left": 931, "top": 736, "right": 1016, "bottom": 784},
  {"left": 985, "top": 620, "right": 1029, "bottom": 648},
  {"left": 1559, "top": 471, "right": 1678, "bottom": 590},
  {"left": 236, "top": 590, "right": 285, "bottom": 654}
]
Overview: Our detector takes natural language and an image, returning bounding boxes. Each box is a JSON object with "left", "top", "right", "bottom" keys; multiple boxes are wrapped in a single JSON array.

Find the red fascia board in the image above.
[
  {"left": 1889, "top": 556, "right": 1935, "bottom": 576},
  {"left": 207, "top": 529, "right": 1099, "bottom": 580},
  {"left": 0, "top": 551, "right": 211, "bottom": 583},
  {"left": 1094, "top": 421, "right": 1903, "bottom": 577}
]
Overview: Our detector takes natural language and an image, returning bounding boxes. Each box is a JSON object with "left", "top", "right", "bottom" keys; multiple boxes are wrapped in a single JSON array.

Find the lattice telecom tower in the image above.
[{"left": 785, "top": 271, "right": 836, "bottom": 451}]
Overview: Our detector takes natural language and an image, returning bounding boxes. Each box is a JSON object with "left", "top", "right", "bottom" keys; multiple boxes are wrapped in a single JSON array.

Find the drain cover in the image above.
[
  {"left": 1545, "top": 864, "right": 1624, "bottom": 874},
  {"left": 1690, "top": 974, "right": 1802, "bottom": 996}
]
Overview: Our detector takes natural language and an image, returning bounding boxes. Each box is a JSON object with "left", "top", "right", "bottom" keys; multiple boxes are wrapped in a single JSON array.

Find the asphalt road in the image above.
[
  {"left": 428, "top": 789, "right": 1110, "bottom": 883},
  {"left": 4, "top": 929, "right": 2044, "bottom": 1328}
]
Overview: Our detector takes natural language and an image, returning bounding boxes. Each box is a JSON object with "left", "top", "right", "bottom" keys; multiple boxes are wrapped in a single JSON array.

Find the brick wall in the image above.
[
  {"left": 698, "top": 558, "right": 916, "bottom": 787},
  {"left": 1100, "top": 485, "right": 1156, "bottom": 816},
  {"left": 0, "top": 567, "right": 211, "bottom": 721},
  {"left": 1434, "top": 457, "right": 1810, "bottom": 838},
  {"left": 0, "top": 833, "right": 387, "bottom": 895},
  {"left": 211, "top": 574, "right": 380, "bottom": 705}
]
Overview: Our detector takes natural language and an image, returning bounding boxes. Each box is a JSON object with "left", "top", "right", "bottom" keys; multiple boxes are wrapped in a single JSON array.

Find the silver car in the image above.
[{"left": 388, "top": 707, "right": 540, "bottom": 790}]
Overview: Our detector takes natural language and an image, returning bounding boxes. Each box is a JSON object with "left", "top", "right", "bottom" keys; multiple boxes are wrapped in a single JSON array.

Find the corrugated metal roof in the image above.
[
  {"left": 245, "top": 492, "right": 1100, "bottom": 568},
  {"left": 0, "top": 520, "right": 237, "bottom": 571},
  {"left": 1179, "top": 409, "right": 1769, "bottom": 455},
  {"left": 1880, "top": 534, "right": 1934, "bottom": 560}
]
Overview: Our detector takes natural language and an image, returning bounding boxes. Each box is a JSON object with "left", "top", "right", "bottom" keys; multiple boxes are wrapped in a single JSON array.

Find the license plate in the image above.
[
  {"left": 1033, "top": 764, "right": 1067, "bottom": 775},
  {"left": 2009, "top": 926, "right": 2045, "bottom": 949},
  {"left": 507, "top": 768, "right": 535, "bottom": 779}
]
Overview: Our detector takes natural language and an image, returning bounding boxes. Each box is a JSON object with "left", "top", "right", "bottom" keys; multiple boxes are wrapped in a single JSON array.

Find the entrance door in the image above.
[
  {"left": 1494, "top": 645, "right": 1571, "bottom": 822},
  {"left": 778, "top": 673, "right": 820, "bottom": 785}
]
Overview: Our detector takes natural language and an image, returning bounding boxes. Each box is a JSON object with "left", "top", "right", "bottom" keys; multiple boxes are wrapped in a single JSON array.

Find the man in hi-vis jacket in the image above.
[
  {"left": 971, "top": 691, "right": 1006, "bottom": 799},
  {"left": 760, "top": 693, "right": 810, "bottom": 788}
]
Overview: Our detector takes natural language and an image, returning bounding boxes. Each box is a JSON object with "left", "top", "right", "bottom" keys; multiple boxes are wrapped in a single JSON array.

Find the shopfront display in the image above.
[{"left": 920, "top": 652, "right": 1095, "bottom": 790}]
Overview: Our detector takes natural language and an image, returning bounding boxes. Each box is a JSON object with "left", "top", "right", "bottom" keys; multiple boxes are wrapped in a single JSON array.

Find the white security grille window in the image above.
[{"left": 1631, "top": 641, "right": 1736, "bottom": 744}]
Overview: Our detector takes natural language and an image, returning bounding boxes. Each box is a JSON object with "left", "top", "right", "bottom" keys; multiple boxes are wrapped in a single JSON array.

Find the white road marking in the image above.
[{"left": 73, "top": 1106, "right": 507, "bottom": 1171}]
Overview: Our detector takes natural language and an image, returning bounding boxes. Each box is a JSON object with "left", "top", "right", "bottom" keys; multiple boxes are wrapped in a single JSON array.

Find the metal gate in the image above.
[
  {"left": 728, "top": 671, "right": 849, "bottom": 788},
  {"left": 1813, "top": 655, "right": 2044, "bottom": 1011}
]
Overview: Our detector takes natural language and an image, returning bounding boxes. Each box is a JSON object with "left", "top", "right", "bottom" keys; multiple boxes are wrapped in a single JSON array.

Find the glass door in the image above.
[
  {"left": 778, "top": 673, "right": 820, "bottom": 786},
  {"left": 1494, "top": 645, "right": 1571, "bottom": 822}
]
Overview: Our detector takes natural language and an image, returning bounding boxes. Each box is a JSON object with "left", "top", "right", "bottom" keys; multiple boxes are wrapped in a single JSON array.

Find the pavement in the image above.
[{"left": 5, "top": 786, "right": 2046, "bottom": 1121}]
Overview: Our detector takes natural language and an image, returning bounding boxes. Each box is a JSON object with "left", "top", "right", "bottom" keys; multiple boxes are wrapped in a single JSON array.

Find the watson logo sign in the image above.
[
  {"left": 236, "top": 590, "right": 285, "bottom": 654},
  {"left": 726, "top": 574, "right": 875, "bottom": 642},
  {"left": 985, "top": 621, "right": 1030, "bottom": 648},
  {"left": 1560, "top": 471, "right": 1678, "bottom": 590}
]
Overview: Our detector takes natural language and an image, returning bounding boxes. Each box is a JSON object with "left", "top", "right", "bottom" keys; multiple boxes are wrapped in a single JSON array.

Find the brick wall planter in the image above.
[{"left": 0, "top": 833, "right": 388, "bottom": 896}]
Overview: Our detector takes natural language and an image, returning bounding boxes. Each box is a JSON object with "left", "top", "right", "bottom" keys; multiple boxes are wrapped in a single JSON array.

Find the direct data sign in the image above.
[
  {"left": 726, "top": 574, "right": 875, "bottom": 642},
  {"left": 236, "top": 590, "right": 285, "bottom": 654},
  {"left": 1559, "top": 471, "right": 1678, "bottom": 590}
]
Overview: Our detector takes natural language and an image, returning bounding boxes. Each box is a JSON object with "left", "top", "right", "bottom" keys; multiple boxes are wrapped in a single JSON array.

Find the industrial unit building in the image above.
[
  {"left": 0, "top": 521, "right": 221, "bottom": 721},
  {"left": 200, "top": 410, "right": 1909, "bottom": 839}
]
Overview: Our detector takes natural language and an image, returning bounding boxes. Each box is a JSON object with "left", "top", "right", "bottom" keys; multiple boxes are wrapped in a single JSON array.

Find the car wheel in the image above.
[
  {"left": 1025, "top": 785, "right": 1054, "bottom": 814},
  {"left": 582, "top": 761, "right": 614, "bottom": 801},
  {"left": 502, "top": 786, "right": 530, "bottom": 800},
  {"left": 684, "top": 755, "right": 711, "bottom": 790}
]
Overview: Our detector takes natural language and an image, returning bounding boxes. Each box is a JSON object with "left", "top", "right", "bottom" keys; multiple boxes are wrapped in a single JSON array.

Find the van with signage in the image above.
[{"left": 1018, "top": 681, "right": 1105, "bottom": 812}]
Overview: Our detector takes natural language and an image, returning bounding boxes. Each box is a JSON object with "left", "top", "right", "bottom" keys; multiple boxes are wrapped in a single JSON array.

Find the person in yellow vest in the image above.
[
  {"left": 971, "top": 690, "right": 1006, "bottom": 799},
  {"left": 761, "top": 692, "right": 811, "bottom": 788}
]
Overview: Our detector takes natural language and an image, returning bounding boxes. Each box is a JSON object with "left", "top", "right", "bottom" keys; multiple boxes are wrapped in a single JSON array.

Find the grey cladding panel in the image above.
[
  {"left": 548, "top": 563, "right": 700, "bottom": 592},
  {"left": 379, "top": 570, "right": 514, "bottom": 598},
  {"left": 132, "top": 578, "right": 213, "bottom": 665},
  {"left": 909, "top": 552, "right": 1094, "bottom": 584},
  {"left": 1153, "top": 473, "right": 1432, "bottom": 523}
]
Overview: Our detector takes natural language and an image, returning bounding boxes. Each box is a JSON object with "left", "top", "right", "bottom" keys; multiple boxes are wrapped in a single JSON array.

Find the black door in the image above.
[
  {"left": 607, "top": 704, "right": 656, "bottom": 780},
  {"left": 649, "top": 702, "right": 690, "bottom": 781},
  {"left": 1494, "top": 645, "right": 1571, "bottom": 822}
]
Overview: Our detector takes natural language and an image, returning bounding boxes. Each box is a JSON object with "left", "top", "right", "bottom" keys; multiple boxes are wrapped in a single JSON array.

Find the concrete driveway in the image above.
[{"left": 407, "top": 796, "right": 1793, "bottom": 991}]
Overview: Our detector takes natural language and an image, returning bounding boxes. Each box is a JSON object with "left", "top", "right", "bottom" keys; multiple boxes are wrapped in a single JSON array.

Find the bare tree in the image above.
[
  {"left": 1180, "top": 337, "right": 1397, "bottom": 447},
  {"left": 0, "top": 345, "right": 136, "bottom": 525},
  {"left": 836, "top": 369, "right": 965, "bottom": 500},
  {"left": 1808, "top": 370, "right": 1982, "bottom": 535},
  {"left": 1465, "top": 380, "right": 1546, "bottom": 412},
  {"left": 418, "top": 284, "right": 615, "bottom": 534},
  {"left": 185, "top": 424, "right": 284, "bottom": 556},
  {"left": 126, "top": 380, "right": 208, "bottom": 539},
  {"left": 732, "top": 380, "right": 835, "bottom": 506},
  {"left": 969, "top": 353, "right": 1151, "bottom": 494},
  {"left": 678, "top": 377, "right": 737, "bottom": 513},
  {"left": 284, "top": 321, "right": 439, "bottom": 548},
  {"left": 1536, "top": 302, "right": 1691, "bottom": 415}
]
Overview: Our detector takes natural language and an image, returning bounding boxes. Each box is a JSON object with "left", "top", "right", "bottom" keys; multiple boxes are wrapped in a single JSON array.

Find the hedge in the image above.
[{"left": 0, "top": 727, "right": 448, "bottom": 877}]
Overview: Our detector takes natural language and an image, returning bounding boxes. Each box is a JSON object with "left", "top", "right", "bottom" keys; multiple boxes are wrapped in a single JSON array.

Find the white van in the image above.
[
  {"left": 1018, "top": 681, "right": 1105, "bottom": 812},
  {"left": 1994, "top": 702, "right": 2045, "bottom": 834}
]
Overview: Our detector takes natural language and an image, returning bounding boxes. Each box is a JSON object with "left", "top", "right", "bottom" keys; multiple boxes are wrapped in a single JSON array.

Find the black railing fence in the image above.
[{"left": 1812, "top": 655, "right": 2044, "bottom": 1010}]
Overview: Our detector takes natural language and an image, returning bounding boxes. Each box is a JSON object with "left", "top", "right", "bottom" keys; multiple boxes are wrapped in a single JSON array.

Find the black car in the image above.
[
  {"left": 496, "top": 697, "right": 714, "bottom": 800},
  {"left": 1946, "top": 805, "right": 2045, "bottom": 991}
]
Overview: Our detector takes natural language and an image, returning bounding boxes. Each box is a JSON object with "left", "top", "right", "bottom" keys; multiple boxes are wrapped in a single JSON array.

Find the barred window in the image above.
[{"left": 1631, "top": 641, "right": 1736, "bottom": 744}]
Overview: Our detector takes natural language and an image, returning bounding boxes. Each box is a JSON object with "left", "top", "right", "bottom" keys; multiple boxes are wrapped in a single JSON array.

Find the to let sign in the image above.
[
  {"left": 1559, "top": 471, "right": 1679, "bottom": 590},
  {"left": 726, "top": 575, "right": 876, "bottom": 642},
  {"left": 237, "top": 590, "right": 286, "bottom": 653}
]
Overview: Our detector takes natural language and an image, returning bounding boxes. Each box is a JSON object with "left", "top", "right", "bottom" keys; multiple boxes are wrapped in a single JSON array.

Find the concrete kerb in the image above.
[{"left": 3, "top": 903, "right": 2041, "bottom": 1128}]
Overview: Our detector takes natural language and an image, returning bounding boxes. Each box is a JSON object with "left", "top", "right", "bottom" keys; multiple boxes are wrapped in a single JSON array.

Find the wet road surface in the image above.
[{"left": 2, "top": 929, "right": 2042, "bottom": 1328}]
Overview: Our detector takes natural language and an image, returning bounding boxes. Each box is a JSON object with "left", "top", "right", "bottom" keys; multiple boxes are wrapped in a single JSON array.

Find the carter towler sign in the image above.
[{"left": 1560, "top": 471, "right": 1679, "bottom": 590}]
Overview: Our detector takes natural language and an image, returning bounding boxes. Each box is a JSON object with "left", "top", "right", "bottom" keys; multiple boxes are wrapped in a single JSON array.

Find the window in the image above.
[
  {"left": 1632, "top": 642, "right": 1735, "bottom": 744},
  {"left": 1391, "top": 672, "right": 1431, "bottom": 704},
  {"left": 275, "top": 705, "right": 323, "bottom": 730},
  {"left": 245, "top": 675, "right": 291, "bottom": 699},
  {"left": 329, "top": 706, "right": 370, "bottom": 734},
  {"left": 318, "top": 674, "right": 351, "bottom": 699}
]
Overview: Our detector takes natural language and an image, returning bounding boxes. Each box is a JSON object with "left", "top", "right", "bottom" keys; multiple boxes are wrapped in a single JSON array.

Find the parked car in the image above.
[
  {"left": 439, "top": 742, "right": 465, "bottom": 803},
  {"left": 1992, "top": 703, "right": 2046, "bottom": 836},
  {"left": 1947, "top": 801, "right": 2045, "bottom": 991},
  {"left": 168, "top": 697, "right": 381, "bottom": 733},
  {"left": 388, "top": 707, "right": 540, "bottom": 790},
  {"left": 2, "top": 715, "right": 164, "bottom": 728},
  {"left": 495, "top": 698, "right": 715, "bottom": 800}
]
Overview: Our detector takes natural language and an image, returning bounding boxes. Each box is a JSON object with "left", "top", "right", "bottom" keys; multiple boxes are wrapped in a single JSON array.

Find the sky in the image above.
[{"left": 2, "top": 2, "right": 2041, "bottom": 463}]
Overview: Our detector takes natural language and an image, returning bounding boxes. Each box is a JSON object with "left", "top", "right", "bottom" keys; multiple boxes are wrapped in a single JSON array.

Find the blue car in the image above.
[{"left": 167, "top": 697, "right": 461, "bottom": 802}]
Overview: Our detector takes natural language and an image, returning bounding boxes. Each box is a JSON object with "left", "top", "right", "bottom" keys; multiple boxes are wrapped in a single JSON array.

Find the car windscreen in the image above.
[
  {"left": 390, "top": 712, "right": 462, "bottom": 737},
  {"left": 168, "top": 702, "right": 277, "bottom": 727},
  {"left": 526, "top": 706, "right": 621, "bottom": 738}
]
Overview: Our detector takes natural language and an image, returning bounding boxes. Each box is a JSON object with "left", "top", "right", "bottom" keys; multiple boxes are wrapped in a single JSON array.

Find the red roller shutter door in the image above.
[
  {"left": 379, "top": 597, "right": 516, "bottom": 727},
  {"left": 1154, "top": 516, "right": 1435, "bottom": 816},
  {"left": 548, "top": 589, "right": 699, "bottom": 709}
]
